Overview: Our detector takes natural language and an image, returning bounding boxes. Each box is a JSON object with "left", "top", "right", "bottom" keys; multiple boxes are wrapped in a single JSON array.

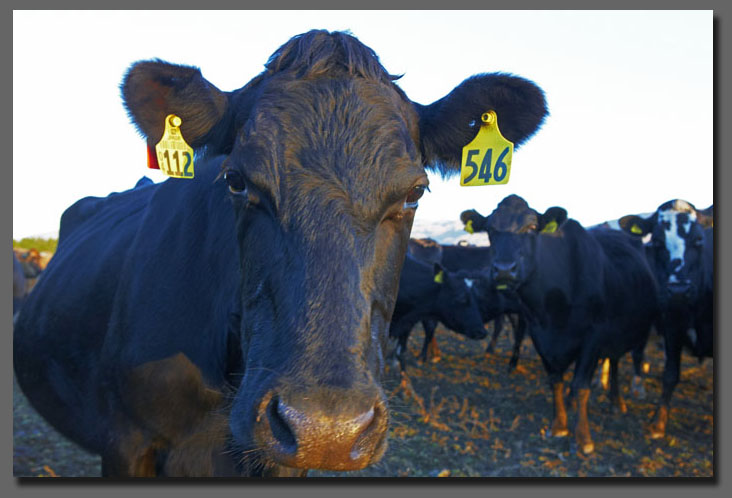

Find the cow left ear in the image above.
[
  {"left": 539, "top": 207, "right": 567, "bottom": 233},
  {"left": 618, "top": 214, "right": 654, "bottom": 236},
  {"left": 413, "top": 73, "right": 548, "bottom": 176},
  {"left": 460, "top": 209, "right": 488, "bottom": 234}
]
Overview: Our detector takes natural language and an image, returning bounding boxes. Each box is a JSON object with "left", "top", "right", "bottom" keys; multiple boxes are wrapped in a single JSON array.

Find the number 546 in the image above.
[{"left": 463, "top": 147, "right": 510, "bottom": 184}]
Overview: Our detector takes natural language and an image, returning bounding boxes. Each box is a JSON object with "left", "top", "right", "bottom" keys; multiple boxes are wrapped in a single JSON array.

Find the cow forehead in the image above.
[
  {"left": 233, "top": 77, "right": 422, "bottom": 220},
  {"left": 489, "top": 206, "right": 539, "bottom": 232}
]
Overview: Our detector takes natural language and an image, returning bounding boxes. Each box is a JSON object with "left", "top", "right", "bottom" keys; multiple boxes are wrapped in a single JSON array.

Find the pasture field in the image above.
[{"left": 13, "top": 322, "right": 713, "bottom": 478}]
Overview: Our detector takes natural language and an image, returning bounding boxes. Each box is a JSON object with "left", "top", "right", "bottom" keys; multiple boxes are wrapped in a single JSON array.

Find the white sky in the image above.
[{"left": 13, "top": 10, "right": 712, "bottom": 240}]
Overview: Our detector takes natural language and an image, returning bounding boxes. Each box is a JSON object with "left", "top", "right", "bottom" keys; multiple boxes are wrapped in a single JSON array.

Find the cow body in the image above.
[
  {"left": 13, "top": 30, "right": 547, "bottom": 476},
  {"left": 389, "top": 254, "right": 486, "bottom": 371},
  {"left": 619, "top": 200, "right": 713, "bottom": 439},
  {"left": 462, "top": 195, "right": 658, "bottom": 454}
]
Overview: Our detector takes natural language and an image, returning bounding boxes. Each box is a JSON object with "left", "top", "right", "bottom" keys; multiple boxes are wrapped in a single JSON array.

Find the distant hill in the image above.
[{"left": 410, "top": 218, "right": 490, "bottom": 246}]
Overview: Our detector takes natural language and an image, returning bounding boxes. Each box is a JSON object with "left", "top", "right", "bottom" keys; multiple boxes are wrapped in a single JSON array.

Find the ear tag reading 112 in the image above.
[
  {"left": 460, "top": 111, "right": 513, "bottom": 187},
  {"left": 154, "top": 114, "right": 195, "bottom": 179}
]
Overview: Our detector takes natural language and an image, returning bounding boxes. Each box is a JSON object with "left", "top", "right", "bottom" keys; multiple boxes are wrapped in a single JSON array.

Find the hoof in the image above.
[
  {"left": 550, "top": 428, "right": 569, "bottom": 438},
  {"left": 580, "top": 442, "right": 595, "bottom": 455},
  {"left": 648, "top": 427, "right": 665, "bottom": 439}
]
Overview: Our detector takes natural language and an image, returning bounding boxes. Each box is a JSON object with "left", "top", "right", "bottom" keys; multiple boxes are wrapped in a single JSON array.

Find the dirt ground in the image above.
[{"left": 13, "top": 321, "right": 714, "bottom": 478}]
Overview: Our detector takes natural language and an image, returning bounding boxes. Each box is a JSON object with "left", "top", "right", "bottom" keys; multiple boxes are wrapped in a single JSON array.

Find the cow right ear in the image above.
[
  {"left": 414, "top": 73, "right": 548, "bottom": 176},
  {"left": 618, "top": 214, "right": 653, "bottom": 236},
  {"left": 697, "top": 205, "right": 714, "bottom": 228},
  {"left": 539, "top": 207, "right": 567, "bottom": 233},
  {"left": 121, "top": 60, "right": 233, "bottom": 152},
  {"left": 460, "top": 209, "right": 488, "bottom": 234}
]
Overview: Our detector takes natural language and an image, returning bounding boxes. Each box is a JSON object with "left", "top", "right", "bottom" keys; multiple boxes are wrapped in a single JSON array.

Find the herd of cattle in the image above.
[{"left": 12, "top": 30, "right": 713, "bottom": 477}]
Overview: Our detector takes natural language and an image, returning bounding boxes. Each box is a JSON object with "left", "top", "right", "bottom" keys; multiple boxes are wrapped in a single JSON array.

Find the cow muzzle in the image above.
[
  {"left": 491, "top": 261, "right": 519, "bottom": 289},
  {"left": 252, "top": 387, "right": 388, "bottom": 471}
]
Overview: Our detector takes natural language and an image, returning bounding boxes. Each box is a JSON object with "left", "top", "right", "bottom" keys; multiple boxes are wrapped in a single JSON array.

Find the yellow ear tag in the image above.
[
  {"left": 495, "top": 284, "right": 509, "bottom": 291},
  {"left": 631, "top": 224, "right": 643, "bottom": 235},
  {"left": 541, "top": 220, "right": 558, "bottom": 234},
  {"left": 460, "top": 110, "right": 514, "bottom": 186},
  {"left": 155, "top": 114, "right": 195, "bottom": 179},
  {"left": 434, "top": 271, "right": 444, "bottom": 284},
  {"left": 465, "top": 219, "right": 475, "bottom": 234}
]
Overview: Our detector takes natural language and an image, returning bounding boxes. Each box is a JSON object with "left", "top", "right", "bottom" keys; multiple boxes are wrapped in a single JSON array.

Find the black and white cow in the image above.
[
  {"left": 462, "top": 195, "right": 658, "bottom": 454},
  {"left": 619, "top": 199, "right": 713, "bottom": 439}
]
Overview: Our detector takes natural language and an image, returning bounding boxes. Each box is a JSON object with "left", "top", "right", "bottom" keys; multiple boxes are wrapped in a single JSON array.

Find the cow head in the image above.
[
  {"left": 433, "top": 264, "right": 487, "bottom": 340},
  {"left": 461, "top": 195, "right": 566, "bottom": 291},
  {"left": 121, "top": 30, "right": 547, "bottom": 474},
  {"left": 619, "top": 199, "right": 710, "bottom": 305}
]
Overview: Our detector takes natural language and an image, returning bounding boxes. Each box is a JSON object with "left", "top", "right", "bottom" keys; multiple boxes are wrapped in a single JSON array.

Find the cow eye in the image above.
[
  {"left": 224, "top": 170, "right": 247, "bottom": 195},
  {"left": 693, "top": 237, "right": 704, "bottom": 247},
  {"left": 404, "top": 185, "right": 429, "bottom": 209}
]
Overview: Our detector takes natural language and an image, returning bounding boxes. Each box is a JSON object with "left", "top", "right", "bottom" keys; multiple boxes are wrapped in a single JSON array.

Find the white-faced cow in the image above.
[
  {"left": 461, "top": 194, "right": 658, "bottom": 454},
  {"left": 619, "top": 199, "right": 713, "bottom": 439},
  {"left": 13, "top": 30, "right": 547, "bottom": 476}
]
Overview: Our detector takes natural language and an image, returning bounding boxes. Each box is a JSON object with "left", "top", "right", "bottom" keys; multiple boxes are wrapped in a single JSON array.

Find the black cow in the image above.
[
  {"left": 13, "top": 30, "right": 547, "bottom": 477},
  {"left": 461, "top": 195, "right": 658, "bottom": 454},
  {"left": 619, "top": 199, "right": 713, "bottom": 439},
  {"left": 13, "top": 252, "right": 27, "bottom": 317},
  {"left": 389, "top": 254, "right": 487, "bottom": 372},
  {"left": 410, "top": 239, "right": 528, "bottom": 370}
]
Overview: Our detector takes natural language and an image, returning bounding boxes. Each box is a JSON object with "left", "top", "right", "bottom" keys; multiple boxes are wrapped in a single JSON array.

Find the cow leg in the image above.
[
  {"left": 650, "top": 327, "right": 683, "bottom": 439},
  {"left": 549, "top": 379, "right": 569, "bottom": 438},
  {"left": 420, "top": 319, "right": 441, "bottom": 363},
  {"left": 570, "top": 351, "right": 597, "bottom": 454},
  {"left": 630, "top": 343, "right": 647, "bottom": 400},
  {"left": 485, "top": 315, "right": 503, "bottom": 354},
  {"left": 574, "top": 387, "right": 594, "bottom": 454},
  {"left": 608, "top": 358, "right": 627, "bottom": 414},
  {"left": 507, "top": 314, "right": 525, "bottom": 372},
  {"left": 101, "top": 428, "right": 161, "bottom": 477}
]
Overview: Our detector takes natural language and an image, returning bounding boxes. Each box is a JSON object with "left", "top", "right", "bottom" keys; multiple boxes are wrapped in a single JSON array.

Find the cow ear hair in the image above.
[
  {"left": 121, "top": 60, "right": 232, "bottom": 150},
  {"left": 539, "top": 207, "right": 567, "bottom": 233},
  {"left": 414, "top": 73, "right": 548, "bottom": 176},
  {"left": 618, "top": 214, "right": 653, "bottom": 236}
]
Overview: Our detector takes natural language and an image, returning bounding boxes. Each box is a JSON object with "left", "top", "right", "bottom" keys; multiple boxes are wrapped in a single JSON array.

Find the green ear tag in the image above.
[
  {"left": 631, "top": 224, "right": 643, "bottom": 235},
  {"left": 460, "top": 111, "right": 514, "bottom": 187},
  {"left": 155, "top": 114, "right": 195, "bottom": 179},
  {"left": 541, "top": 220, "right": 558, "bottom": 233},
  {"left": 464, "top": 219, "right": 474, "bottom": 234},
  {"left": 434, "top": 271, "right": 444, "bottom": 284}
]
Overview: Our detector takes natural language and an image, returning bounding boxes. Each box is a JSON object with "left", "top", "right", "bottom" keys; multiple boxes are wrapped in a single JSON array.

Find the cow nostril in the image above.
[
  {"left": 350, "top": 403, "right": 382, "bottom": 461},
  {"left": 267, "top": 396, "right": 297, "bottom": 455}
]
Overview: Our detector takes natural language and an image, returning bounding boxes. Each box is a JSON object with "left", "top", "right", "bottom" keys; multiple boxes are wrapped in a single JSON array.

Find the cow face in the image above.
[
  {"left": 620, "top": 199, "right": 709, "bottom": 305},
  {"left": 121, "top": 30, "right": 547, "bottom": 474},
  {"left": 462, "top": 195, "right": 566, "bottom": 292},
  {"left": 434, "top": 265, "right": 487, "bottom": 340}
]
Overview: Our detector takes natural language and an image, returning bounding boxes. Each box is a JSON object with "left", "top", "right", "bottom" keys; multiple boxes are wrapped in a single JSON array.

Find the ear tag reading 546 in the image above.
[
  {"left": 154, "top": 114, "right": 195, "bottom": 179},
  {"left": 460, "top": 111, "right": 513, "bottom": 187}
]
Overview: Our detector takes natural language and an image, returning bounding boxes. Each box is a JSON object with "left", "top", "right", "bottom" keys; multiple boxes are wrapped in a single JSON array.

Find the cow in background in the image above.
[
  {"left": 389, "top": 253, "right": 487, "bottom": 372},
  {"left": 13, "top": 252, "right": 27, "bottom": 317},
  {"left": 13, "top": 30, "right": 548, "bottom": 476},
  {"left": 407, "top": 238, "right": 527, "bottom": 370},
  {"left": 461, "top": 195, "right": 657, "bottom": 454},
  {"left": 619, "top": 199, "right": 713, "bottom": 439}
]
